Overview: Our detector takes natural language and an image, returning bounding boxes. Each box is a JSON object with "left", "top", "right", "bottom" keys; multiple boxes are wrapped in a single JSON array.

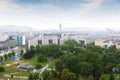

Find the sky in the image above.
[{"left": 0, "top": 0, "right": 120, "bottom": 30}]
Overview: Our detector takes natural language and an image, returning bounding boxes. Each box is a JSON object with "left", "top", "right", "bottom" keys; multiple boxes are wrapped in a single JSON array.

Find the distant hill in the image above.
[{"left": 0, "top": 25, "right": 35, "bottom": 32}]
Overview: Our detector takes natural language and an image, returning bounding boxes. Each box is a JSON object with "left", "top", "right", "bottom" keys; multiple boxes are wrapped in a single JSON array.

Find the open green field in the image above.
[
  {"left": 0, "top": 56, "right": 49, "bottom": 79},
  {"left": 20, "top": 55, "right": 47, "bottom": 67},
  {"left": 0, "top": 60, "right": 31, "bottom": 79}
]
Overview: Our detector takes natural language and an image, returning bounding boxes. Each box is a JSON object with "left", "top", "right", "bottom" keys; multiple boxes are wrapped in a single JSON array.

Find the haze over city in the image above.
[{"left": 0, "top": 0, "right": 120, "bottom": 30}]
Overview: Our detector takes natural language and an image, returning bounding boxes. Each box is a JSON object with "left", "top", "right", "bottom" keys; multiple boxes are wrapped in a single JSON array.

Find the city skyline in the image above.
[{"left": 0, "top": 0, "right": 120, "bottom": 30}]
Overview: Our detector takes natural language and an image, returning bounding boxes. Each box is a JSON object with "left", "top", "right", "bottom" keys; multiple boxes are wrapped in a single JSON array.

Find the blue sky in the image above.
[{"left": 0, "top": 0, "right": 120, "bottom": 30}]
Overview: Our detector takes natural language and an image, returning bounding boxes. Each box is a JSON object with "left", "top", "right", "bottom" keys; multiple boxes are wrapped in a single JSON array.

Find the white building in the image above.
[
  {"left": 28, "top": 38, "right": 38, "bottom": 48},
  {"left": 0, "top": 34, "right": 9, "bottom": 42},
  {"left": 27, "top": 32, "right": 87, "bottom": 48},
  {"left": 38, "top": 36, "right": 61, "bottom": 45},
  {"left": 115, "top": 42, "right": 120, "bottom": 49},
  {"left": 95, "top": 39, "right": 113, "bottom": 48}
]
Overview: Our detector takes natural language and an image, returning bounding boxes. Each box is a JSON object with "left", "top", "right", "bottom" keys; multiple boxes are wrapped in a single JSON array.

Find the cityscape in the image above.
[{"left": 0, "top": 0, "right": 120, "bottom": 80}]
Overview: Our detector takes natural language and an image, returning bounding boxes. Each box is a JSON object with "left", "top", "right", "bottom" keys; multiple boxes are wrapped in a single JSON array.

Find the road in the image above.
[
  {"left": 37, "top": 58, "right": 53, "bottom": 75},
  {"left": 39, "top": 64, "right": 49, "bottom": 74}
]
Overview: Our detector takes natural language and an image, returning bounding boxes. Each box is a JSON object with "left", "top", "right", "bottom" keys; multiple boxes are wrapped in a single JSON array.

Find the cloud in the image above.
[
  {"left": 80, "top": 0, "right": 107, "bottom": 11},
  {"left": 0, "top": 0, "right": 120, "bottom": 30}
]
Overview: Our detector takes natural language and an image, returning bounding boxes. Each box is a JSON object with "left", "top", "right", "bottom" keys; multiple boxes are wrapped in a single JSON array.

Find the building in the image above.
[
  {"left": 95, "top": 40, "right": 104, "bottom": 47},
  {"left": 102, "top": 40, "right": 113, "bottom": 48},
  {"left": 38, "top": 36, "right": 62, "bottom": 46},
  {"left": 95, "top": 39, "right": 113, "bottom": 48},
  {"left": 116, "top": 42, "right": 120, "bottom": 49},
  {"left": 27, "top": 31, "right": 88, "bottom": 48},
  {"left": 17, "top": 36, "right": 26, "bottom": 46},
  {"left": 28, "top": 38, "right": 38, "bottom": 48},
  {"left": 0, "top": 34, "right": 9, "bottom": 42}
]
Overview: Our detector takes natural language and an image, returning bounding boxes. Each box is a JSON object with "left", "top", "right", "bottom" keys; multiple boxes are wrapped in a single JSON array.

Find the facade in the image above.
[
  {"left": 102, "top": 40, "right": 113, "bottom": 48},
  {"left": 27, "top": 32, "right": 88, "bottom": 48},
  {"left": 0, "top": 34, "right": 9, "bottom": 42},
  {"left": 28, "top": 38, "right": 38, "bottom": 48},
  {"left": 95, "top": 39, "right": 113, "bottom": 48},
  {"left": 116, "top": 42, "right": 120, "bottom": 49},
  {"left": 69, "top": 36, "right": 86, "bottom": 44},
  {"left": 95, "top": 40, "right": 104, "bottom": 47},
  {"left": 17, "top": 36, "right": 26, "bottom": 46},
  {"left": 38, "top": 37, "right": 61, "bottom": 46}
]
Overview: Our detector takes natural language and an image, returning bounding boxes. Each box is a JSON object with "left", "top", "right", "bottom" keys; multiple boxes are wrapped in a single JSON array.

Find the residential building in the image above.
[
  {"left": 17, "top": 36, "right": 26, "bottom": 46},
  {"left": 28, "top": 38, "right": 38, "bottom": 48},
  {"left": 0, "top": 34, "right": 9, "bottom": 42},
  {"left": 95, "top": 39, "right": 113, "bottom": 48},
  {"left": 38, "top": 37, "right": 62, "bottom": 46},
  {"left": 116, "top": 42, "right": 120, "bottom": 49}
]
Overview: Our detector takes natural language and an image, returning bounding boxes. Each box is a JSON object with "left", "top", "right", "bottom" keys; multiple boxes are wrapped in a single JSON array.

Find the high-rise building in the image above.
[{"left": 17, "top": 36, "right": 25, "bottom": 46}]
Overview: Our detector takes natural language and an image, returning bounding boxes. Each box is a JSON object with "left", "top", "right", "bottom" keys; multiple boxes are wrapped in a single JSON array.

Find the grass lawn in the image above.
[
  {"left": 0, "top": 77, "right": 27, "bottom": 80},
  {"left": 0, "top": 60, "right": 31, "bottom": 78},
  {"left": 0, "top": 56, "right": 49, "bottom": 79},
  {"left": 20, "top": 55, "right": 48, "bottom": 67}
]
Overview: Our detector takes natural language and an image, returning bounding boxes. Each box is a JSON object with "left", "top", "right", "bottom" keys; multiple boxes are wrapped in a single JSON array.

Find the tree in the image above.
[
  {"left": 88, "top": 75, "right": 94, "bottom": 80},
  {"left": 0, "top": 66, "right": 5, "bottom": 72},
  {"left": 23, "top": 52, "right": 33, "bottom": 59},
  {"left": 106, "top": 45, "right": 117, "bottom": 53},
  {"left": 0, "top": 56, "right": 3, "bottom": 63},
  {"left": 61, "top": 69, "right": 70, "bottom": 80},
  {"left": 37, "top": 55, "right": 47, "bottom": 63},
  {"left": 64, "top": 40, "right": 78, "bottom": 46},
  {"left": 36, "top": 45, "right": 42, "bottom": 54},
  {"left": 86, "top": 45, "right": 102, "bottom": 54},
  {"left": 30, "top": 46, "right": 36, "bottom": 55},
  {"left": 40, "top": 44, "right": 62, "bottom": 58},
  {"left": 28, "top": 73, "right": 33, "bottom": 80},
  {"left": 33, "top": 73, "right": 39, "bottom": 80},
  {"left": 42, "top": 70, "right": 55, "bottom": 80},
  {"left": 64, "top": 40, "right": 78, "bottom": 53},
  {"left": 55, "top": 50, "right": 104, "bottom": 80},
  {"left": 20, "top": 49, "right": 24, "bottom": 55},
  {"left": 11, "top": 51, "right": 15, "bottom": 56},
  {"left": 116, "top": 63, "right": 120, "bottom": 72},
  {"left": 69, "top": 72, "right": 77, "bottom": 80},
  {"left": 79, "top": 75, "right": 84, "bottom": 80},
  {"left": 46, "top": 72, "right": 55, "bottom": 80},
  {"left": 109, "top": 74, "right": 114, "bottom": 80},
  {"left": 100, "top": 75, "right": 106, "bottom": 80},
  {"left": 61, "top": 45, "right": 70, "bottom": 52},
  {"left": 11, "top": 75, "right": 14, "bottom": 78},
  {"left": 104, "top": 62, "right": 115, "bottom": 73},
  {"left": 8, "top": 53, "right": 11, "bottom": 58},
  {"left": 55, "top": 59, "right": 64, "bottom": 73},
  {"left": 42, "top": 70, "right": 49, "bottom": 80},
  {"left": 78, "top": 62, "right": 92, "bottom": 76},
  {"left": 35, "top": 63, "right": 42, "bottom": 69},
  {"left": 4, "top": 54, "right": 8, "bottom": 61},
  {"left": 85, "top": 52, "right": 103, "bottom": 80}
]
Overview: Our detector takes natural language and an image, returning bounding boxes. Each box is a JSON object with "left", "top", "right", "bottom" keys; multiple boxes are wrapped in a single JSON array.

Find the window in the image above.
[
  {"left": 49, "top": 39, "right": 53, "bottom": 44},
  {"left": 38, "top": 40, "right": 42, "bottom": 45}
]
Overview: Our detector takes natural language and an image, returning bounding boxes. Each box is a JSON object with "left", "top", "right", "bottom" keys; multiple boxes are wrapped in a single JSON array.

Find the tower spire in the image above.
[{"left": 59, "top": 24, "right": 62, "bottom": 33}]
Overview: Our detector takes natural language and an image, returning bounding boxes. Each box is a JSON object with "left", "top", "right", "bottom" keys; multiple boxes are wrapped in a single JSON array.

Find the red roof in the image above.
[{"left": 103, "top": 40, "right": 110, "bottom": 43}]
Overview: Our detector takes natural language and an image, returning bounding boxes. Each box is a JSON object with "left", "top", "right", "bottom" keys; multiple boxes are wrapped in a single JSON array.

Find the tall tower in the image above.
[
  {"left": 59, "top": 24, "right": 62, "bottom": 34},
  {"left": 59, "top": 24, "right": 62, "bottom": 38},
  {"left": 58, "top": 24, "right": 62, "bottom": 45}
]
